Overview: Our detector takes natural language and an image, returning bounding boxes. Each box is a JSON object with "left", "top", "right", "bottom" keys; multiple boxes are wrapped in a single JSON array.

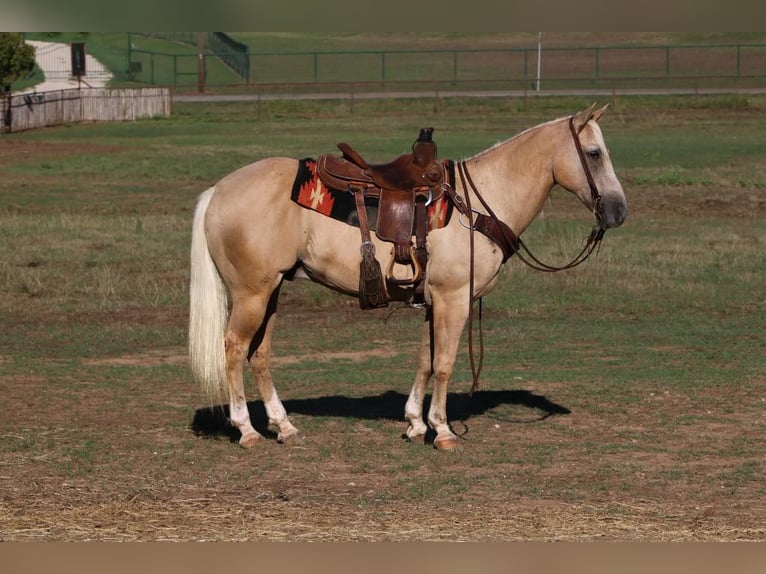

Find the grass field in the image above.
[{"left": 0, "top": 94, "right": 764, "bottom": 541}]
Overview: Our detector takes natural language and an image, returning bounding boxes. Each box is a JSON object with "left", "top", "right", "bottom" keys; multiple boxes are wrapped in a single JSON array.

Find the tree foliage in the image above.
[{"left": 0, "top": 33, "right": 36, "bottom": 93}]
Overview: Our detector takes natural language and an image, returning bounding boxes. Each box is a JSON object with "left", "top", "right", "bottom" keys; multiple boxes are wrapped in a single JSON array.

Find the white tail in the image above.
[{"left": 188, "top": 187, "right": 228, "bottom": 401}]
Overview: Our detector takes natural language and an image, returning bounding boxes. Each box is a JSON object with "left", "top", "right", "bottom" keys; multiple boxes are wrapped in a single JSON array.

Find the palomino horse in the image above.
[{"left": 189, "top": 104, "right": 628, "bottom": 450}]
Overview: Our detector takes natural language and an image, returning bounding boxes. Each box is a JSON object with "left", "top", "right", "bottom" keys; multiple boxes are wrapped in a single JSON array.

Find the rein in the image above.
[{"left": 450, "top": 115, "right": 608, "bottom": 395}]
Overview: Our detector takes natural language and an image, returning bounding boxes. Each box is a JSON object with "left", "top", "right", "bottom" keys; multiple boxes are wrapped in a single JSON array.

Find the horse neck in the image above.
[{"left": 462, "top": 118, "right": 563, "bottom": 235}]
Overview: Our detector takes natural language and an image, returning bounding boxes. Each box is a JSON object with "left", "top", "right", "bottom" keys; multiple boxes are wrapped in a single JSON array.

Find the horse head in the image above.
[{"left": 554, "top": 103, "right": 628, "bottom": 230}]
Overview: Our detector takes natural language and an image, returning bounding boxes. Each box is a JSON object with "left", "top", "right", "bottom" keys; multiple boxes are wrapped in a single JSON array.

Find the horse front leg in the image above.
[
  {"left": 428, "top": 289, "right": 470, "bottom": 450},
  {"left": 404, "top": 308, "right": 434, "bottom": 442}
]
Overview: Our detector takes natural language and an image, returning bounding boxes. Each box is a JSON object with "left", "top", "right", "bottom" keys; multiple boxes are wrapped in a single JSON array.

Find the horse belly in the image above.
[{"left": 299, "top": 213, "right": 365, "bottom": 295}]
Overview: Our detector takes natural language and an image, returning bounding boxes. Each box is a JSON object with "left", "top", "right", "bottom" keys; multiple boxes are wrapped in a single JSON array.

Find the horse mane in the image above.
[{"left": 465, "top": 115, "right": 570, "bottom": 162}]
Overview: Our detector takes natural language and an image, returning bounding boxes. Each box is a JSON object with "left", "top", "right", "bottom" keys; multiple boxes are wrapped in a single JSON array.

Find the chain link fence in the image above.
[{"left": 119, "top": 41, "right": 766, "bottom": 91}]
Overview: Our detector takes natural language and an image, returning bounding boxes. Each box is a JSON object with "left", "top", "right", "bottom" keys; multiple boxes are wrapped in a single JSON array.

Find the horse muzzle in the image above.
[{"left": 598, "top": 194, "right": 628, "bottom": 229}]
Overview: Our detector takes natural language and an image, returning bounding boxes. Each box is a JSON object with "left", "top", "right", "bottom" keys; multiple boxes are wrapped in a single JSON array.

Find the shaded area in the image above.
[{"left": 190, "top": 389, "right": 570, "bottom": 442}]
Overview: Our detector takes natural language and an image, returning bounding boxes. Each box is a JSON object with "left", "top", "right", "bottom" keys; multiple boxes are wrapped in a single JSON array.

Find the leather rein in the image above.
[{"left": 444, "top": 115, "right": 608, "bottom": 394}]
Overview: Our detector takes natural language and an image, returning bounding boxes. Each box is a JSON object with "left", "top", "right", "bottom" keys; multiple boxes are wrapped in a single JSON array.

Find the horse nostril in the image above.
[
  {"left": 617, "top": 202, "right": 628, "bottom": 225},
  {"left": 602, "top": 197, "right": 628, "bottom": 227}
]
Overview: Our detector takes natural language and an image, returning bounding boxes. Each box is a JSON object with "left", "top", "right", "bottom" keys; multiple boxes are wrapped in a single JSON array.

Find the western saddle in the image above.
[{"left": 317, "top": 128, "right": 446, "bottom": 309}]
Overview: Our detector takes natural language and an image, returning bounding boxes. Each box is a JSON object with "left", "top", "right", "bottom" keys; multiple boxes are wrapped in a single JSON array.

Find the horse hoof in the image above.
[
  {"left": 277, "top": 430, "right": 299, "bottom": 444},
  {"left": 239, "top": 432, "right": 262, "bottom": 448},
  {"left": 434, "top": 436, "right": 462, "bottom": 451},
  {"left": 407, "top": 433, "right": 426, "bottom": 444}
]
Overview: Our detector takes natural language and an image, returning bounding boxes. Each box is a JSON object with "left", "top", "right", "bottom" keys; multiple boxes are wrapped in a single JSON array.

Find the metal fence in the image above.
[
  {"left": 1, "top": 87, "right": 171, "bottom": 133},
  {"left": 130, "top": 32, "right": 249, "bottom": 84},
  {"left": 207, "top": 33, "right": 249, "bottom": 82},
  {"left": 120, "top": 43, "right": 766, "bottom": 90},
  {"left": 245, "top": 44, "right": 766, "bottom": 88}
]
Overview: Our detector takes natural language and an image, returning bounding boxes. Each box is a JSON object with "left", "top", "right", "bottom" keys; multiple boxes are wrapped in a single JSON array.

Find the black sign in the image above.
[{"left": 71, "top": 43, "right": 86, "bottom": 77}]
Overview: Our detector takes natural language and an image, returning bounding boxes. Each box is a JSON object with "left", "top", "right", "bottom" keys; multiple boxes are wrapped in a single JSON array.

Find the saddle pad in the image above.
[{"left": 291, "top": 158, "right": 455, "bottom": 231}]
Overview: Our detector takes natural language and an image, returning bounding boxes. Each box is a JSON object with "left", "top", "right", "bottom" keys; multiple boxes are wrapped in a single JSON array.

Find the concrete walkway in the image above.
[{"left": 19, "top": 40, "right": 112, "bottom": 94}]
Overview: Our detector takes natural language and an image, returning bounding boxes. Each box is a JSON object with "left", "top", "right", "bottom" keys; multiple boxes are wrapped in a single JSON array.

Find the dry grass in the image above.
[{"left": 2, "top": 497, "right": 763, "bottom": 542}]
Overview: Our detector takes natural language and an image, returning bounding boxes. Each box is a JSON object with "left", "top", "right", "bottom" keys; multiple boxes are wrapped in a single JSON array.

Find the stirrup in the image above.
[{"left": 385, "top": 245, "right": 423, "bottom": 286}]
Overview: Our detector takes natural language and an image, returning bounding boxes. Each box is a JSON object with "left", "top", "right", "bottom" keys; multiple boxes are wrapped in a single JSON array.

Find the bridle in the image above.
[
  {"left": 455, "top": 116, "right": 608, "bottom": 273},
  {"left": 447, "top": 114, "right": 610, "bottom": 394}
]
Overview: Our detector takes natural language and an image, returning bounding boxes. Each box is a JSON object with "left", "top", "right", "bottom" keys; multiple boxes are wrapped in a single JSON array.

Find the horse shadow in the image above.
[{"left": 190, "top": 389, "right": 570, "bottom": 443}]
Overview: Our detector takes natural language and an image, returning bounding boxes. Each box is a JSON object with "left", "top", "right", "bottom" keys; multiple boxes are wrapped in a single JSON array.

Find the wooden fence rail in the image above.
[{"left": 2, "top": 87, "right": 172, "bottom": 133}]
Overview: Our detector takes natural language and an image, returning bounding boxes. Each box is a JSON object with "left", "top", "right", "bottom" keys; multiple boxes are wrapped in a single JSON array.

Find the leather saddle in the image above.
[
  {"left": 319, "top": 129, "right": 444, "bottom": 192},
  {"left": 316, "top": 128, "right": 446, "bottom": 308}
]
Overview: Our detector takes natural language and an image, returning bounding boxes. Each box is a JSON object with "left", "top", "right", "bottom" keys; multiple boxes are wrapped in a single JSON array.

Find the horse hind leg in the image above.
[
  {"left": 224, "top": 288, "right": 284, "bottom": 447},
  {"left": 247, "top": 284, "right": 298, "bottom": 443}
]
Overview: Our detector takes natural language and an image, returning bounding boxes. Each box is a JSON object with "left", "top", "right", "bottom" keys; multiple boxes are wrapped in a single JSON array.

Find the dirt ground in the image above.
[{"left": 1, "top": 299, "right": 764, "bottom": 541}]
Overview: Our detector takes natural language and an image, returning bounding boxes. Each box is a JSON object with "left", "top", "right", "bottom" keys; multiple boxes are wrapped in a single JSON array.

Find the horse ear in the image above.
[
  {"left": 591, "top": 104, "right": 609, "bottom": 123},
  {"left": 572, "top": 102, "right": 598, "bottom": 133}
]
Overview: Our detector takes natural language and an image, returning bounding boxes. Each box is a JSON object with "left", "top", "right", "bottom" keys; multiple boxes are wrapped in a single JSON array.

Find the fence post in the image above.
[
  {"left": 736, "top": 45, "right": 741, "bottom": 78},
  {"left": 197, "top": 32, "right": 206, "bottom": 93},
  {"left": 594, "top": 47, "right": 600, "bottom": 80},
  {"left": 381, "top": 52, "right": 386, "bottom": 83},
  {"left": 665, "top": 46, "right": 670, "bottom": 76},
  {"left": 453, "top": 51, "right": 458, "bottom": 84},
  {"left": 523, "top": 48, "right": 529, "bottom": 85},
  {"left": 2, "top": 92, "right": 10, "bottom": 134}
]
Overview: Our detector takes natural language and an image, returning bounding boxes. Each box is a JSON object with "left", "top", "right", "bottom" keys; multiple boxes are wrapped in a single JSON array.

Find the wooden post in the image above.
[
  {"left": 2, "top": 90, "right": 11, "bottom": 134},
  {"left": 197, "top": 33, "right": 206, "bottom": 93}
]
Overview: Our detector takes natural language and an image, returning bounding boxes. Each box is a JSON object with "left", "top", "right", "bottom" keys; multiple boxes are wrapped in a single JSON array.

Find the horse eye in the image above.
[{"left": 587, "top": 148, "right": 602, "bottom": 161}]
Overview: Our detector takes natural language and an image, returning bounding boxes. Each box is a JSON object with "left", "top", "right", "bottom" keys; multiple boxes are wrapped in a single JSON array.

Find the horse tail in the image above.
[{"left": 189, "top": 186, "right": 228, "bottom": 402}]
